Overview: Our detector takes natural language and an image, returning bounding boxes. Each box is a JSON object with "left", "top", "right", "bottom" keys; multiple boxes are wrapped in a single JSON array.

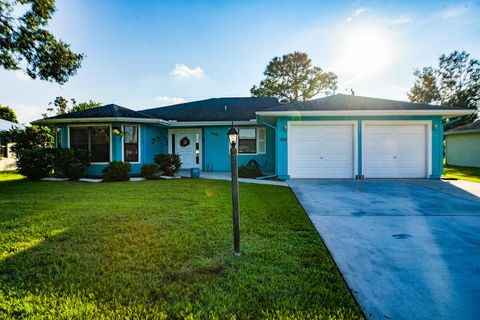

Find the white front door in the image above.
[
  {"left": 363, "top": 121, "right": 430, "bottom": 178},
  {"left": 169, "top": 129, "right": 202, "bottom": 169},
  {"left": 289, "top": 122, "right": 357, "bottom": 178}
]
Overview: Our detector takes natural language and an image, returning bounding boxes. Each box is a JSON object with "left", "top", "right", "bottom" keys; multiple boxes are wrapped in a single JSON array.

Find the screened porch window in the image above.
[
  {"left": 70, "top": 126, "right": 110, "bottom": 163},
  {"left": 123, "top": 125, "right": 139, "bottom": 162}
]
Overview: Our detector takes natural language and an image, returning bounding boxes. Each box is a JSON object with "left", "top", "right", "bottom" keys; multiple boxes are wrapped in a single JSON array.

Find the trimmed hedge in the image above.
[
  {"left": 102, "top": 161, "right": 131, "bottom": 181},
  {"left": 54, "top": 148, "right": 90, "bottom": 179},
  {"left": 141, "top": 164, "right": 160, "bottom": 180},
  {"left": 154, "top": 153, "right": 182, "bottom": 176}
]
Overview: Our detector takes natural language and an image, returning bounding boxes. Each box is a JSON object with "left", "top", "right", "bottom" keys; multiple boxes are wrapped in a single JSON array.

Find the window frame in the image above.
[
  {"left": 236, "top": 127, "right": 267, "bottom": 155},
  {"left": 68, "top": 124, "right": 112, "bottom": 164},
  {"left": 121, "top": 124, "right": 141, "bottom": 164}
]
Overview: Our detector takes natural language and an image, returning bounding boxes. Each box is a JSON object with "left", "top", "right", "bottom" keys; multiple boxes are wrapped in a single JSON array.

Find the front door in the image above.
[{"left": 169, "top": 129, "right": 202, "bottom": 169}]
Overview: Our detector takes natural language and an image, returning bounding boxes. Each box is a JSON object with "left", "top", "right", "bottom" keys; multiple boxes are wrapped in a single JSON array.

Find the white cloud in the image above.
[
  {"left": 386, "top": 17, "right": 413, "bottom": 26},
  {"left": 14, "top": 70, "right": 32, "bottom": 81},
  {"left": 346, "top": 8, "right": 366, "bottom": 22},
  {"left": 437, "top": 5, "right": 467, "bottom": 19},
  {"left": 154, "top": 96, "right": 185, "bottom": 106},
  {"left": 170, "top": 64, "right": 204, "bottom": 79}
]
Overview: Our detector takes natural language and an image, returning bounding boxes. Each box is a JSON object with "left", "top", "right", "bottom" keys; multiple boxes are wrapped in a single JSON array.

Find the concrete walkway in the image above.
[
  {"left": 179, "top": 170, "right": 288, "bottom": 187},
  {"left": 288, "top": 179, "right": 480, "bottom": 320}
]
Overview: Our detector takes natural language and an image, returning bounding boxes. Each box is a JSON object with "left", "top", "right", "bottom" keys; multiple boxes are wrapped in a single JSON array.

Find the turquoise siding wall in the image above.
[
  {"left": 202, "top": 125, "right": 275, "bottom": 173},
  {"left": 273, "top": 116, "right": 444, "bottom": 179},
  {"left": 446, "top": 132, "right": 480, "bottom": 168}
]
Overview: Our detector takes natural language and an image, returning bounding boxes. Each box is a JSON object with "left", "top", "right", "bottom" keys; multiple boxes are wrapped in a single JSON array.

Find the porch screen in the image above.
[{"left": 70, "top": 126, "right": 110, "bottom": 163}]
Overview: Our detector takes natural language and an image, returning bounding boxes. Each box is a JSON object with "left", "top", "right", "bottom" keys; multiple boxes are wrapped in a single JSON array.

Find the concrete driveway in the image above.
[{"left": 288, "top": 179, "right": 480, "bottom": 320}]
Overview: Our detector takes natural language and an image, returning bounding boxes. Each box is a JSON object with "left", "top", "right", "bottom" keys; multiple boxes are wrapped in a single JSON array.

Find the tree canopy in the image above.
[
  {"left": 0, "top": 0, "right": 84, "bottom": 84},
  {"left": 251, "top": 52, "right": 338, "bottom": 101},
  {"left": 43, "top": 96, "right": 101, "bottom": 118},
  {"left": 0, "top": 104, "right": 18, "bottom": 123},
  {"left": 408, "top": 51, "right": 479, "bottom": 127}
]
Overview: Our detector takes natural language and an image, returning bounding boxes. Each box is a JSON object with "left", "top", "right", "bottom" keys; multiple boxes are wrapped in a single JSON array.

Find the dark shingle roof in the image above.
[
  {"left": 263, "top": 94, "right": 464, "bottom": 112},
  {"left": 447, "top": 120, "right": 480, "bottom": 132},
  {"left": 140, "top": 97, "right": 281, "bottom": 121},
  {"left": 45, "top": 104, "right": 154, "bottom": 120}
]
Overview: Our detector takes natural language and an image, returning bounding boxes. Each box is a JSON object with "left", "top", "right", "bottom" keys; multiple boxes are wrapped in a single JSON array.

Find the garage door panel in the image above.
[
  {"left": 290, "top": 123, "right": 355, "bottom": 178},
  {"left": 364, "top": 123, "right": 428, "bottom": 178}
]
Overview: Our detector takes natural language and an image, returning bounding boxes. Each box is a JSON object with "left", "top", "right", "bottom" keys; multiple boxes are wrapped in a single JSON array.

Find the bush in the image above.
[
  {"left": 15, "top": 148, "right": 55, "bottom": 180},
  {"left": 154, "top": 153, "right": 182, "bottom": 176},
  {"left": 140, "top": 164, "right": 160, "bottom": 180},
  {"left": 54, "top": 148, "right": 90, "bottom": 179},
  {"left": 8, "top": 126, "right": 54, "bottom": 180},
  {"left": 102, "top": 161, "right": 131, "bottom": 181},
  {"left": 238, "top": 164, "right": 263, "bottom": 178}
]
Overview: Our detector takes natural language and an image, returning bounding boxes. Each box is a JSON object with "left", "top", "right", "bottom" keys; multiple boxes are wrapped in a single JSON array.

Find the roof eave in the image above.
[
  {"left": 31, "top": 117, "right": 170, "bottom": 126},
  {"left": 445, "top": 129, "right": 480, "bottom": 136},
  {"left": 256, "top": 109, "right": 475, "bottom": 118}
]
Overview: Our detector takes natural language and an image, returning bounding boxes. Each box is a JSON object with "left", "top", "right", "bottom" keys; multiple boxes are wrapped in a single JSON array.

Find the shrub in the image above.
[
  {"left": 102, "top": 161, "right": 131, "bottom": 181},
  {"left": 154, "top": 153, "right": 182, "bottom": 176},
  {"left": 238, "top": 164, "right": 263, "bottom": 178},
  {"left": 8, "top": 126, "right": 54, "bottom": 180},
  {"left": 54, "top": 148, "right": 90, "bottom": 179},
  {"left": 140, "top": 164, "right": 160, "bottom": 180},
  {"left": 15, "top": 148, "right": 55, "bottom": 180}
]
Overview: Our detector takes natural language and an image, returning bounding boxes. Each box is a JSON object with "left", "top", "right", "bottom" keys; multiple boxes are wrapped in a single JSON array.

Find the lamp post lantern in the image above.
[{"left": 227, "top": 123, "right": 240, "bottom": 256}]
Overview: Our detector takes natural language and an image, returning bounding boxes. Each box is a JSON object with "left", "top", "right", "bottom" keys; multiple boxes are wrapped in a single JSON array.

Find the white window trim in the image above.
[
  {"left": 361, "top": 120, "right": 432, "bottom": 179},
  {"left": 236, "top": 127, "right": 264, "bottom": 156},
  {"left": 287, "top": 120, "right": 359, "bottom": 178},
  {"left": 257, "top": 127, "right": 266, "bottom": 155},
  {"left": 121, "top": 124, "right": 141, "bottom": 164},
  {"left": 67, "top": 124, "right": 112, "bottom": 165}
]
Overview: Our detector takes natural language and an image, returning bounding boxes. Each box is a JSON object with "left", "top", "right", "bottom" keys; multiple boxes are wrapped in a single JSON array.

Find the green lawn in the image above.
[
  {"left": 443, "top": 165, "right": 480, "bottom": 183},
  {"left": 0, "top": 172, "right": 362, "bottom": 319},
  {"left": 0, "top": 170, "right": 24, "bottom": 182}
]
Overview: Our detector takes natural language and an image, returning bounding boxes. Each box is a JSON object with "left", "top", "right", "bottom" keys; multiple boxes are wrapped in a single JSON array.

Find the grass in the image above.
[
  {"left": 443, "top": 165, "right": 480, "bottom": 183},
  {"left": 0, "top": 172, "right": 362, "bottom": 319},
  {"left": 0, "top": 170, "right": 24, "bottom": 182}
]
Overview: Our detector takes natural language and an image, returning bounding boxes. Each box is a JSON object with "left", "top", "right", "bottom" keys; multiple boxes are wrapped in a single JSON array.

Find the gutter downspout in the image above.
[
  {"left": 255, "top": 115, "right": 278, "bottom": 180},
  {"left": 443, "top": 116, "right": 463, "bottom": 127}
]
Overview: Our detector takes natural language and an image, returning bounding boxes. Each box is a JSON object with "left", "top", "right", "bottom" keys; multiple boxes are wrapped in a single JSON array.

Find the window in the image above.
[
  {"left": 70, "top": 126, "right": 110, "bottom": 163},
  {"left": 56, "top": 128, "right": 62, "bottom": 148},
  {"left": 237, "top": 127, "right": 267, "bottom": 154},
  {"left": 0, "top": 136, "right": 7, "bottom": 158},
  {"left": 123, "top": 125, "right": 139, "bottom": 162},
  {"left": 238, "top": 128, "right": 257, "bottom": 154},
  {"left": 195, "top": 133, "right": 200, "bottom": 164}
]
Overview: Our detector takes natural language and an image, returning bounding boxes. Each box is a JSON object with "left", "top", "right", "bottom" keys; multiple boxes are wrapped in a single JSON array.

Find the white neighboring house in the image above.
[{"left": 0, "top": 119, "right": 23, "bottom": 171}]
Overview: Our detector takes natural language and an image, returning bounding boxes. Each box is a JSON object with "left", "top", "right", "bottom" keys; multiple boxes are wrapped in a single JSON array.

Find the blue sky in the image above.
[{"left": 1, "top": 0, "right": 480, "bottom": 123}]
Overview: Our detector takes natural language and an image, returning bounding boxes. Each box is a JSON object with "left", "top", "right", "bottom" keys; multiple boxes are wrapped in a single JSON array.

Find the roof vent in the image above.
[{"left": 278, "top": 97, "right": 290, "bottom": 104}]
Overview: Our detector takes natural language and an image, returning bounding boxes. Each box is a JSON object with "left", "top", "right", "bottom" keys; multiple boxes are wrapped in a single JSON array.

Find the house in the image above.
[
  {"left": 0, "top": 119, "right": 22, "bottom": 171},
  {"left": 33, "top": 94, "right": 474, "bottom": 179},
  {"left": 445, "top": 120, "right": 480, "bottom": 168}
]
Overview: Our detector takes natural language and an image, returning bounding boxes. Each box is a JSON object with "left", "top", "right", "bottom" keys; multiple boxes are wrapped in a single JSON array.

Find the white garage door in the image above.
[
  {"left": 363, "top": 122, "right": 429, "bottom": 178},
  {"left": 289, "top": 122, "right": 355, "bottom": 178}
]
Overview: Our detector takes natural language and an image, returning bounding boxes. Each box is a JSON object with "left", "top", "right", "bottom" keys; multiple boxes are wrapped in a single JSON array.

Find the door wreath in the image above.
[{"left": 180, "top": 136, "right": 190, "bottom": 147}]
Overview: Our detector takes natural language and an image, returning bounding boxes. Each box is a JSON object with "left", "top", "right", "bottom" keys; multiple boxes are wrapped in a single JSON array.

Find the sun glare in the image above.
[{"left": 335, "top": 27, "right": 393, "bottom": 79}]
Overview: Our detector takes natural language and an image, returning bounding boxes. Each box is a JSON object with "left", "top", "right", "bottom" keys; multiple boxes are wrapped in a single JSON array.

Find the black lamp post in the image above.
[{"left": 227, "top": 123, "right": 240, "bottom": 256}]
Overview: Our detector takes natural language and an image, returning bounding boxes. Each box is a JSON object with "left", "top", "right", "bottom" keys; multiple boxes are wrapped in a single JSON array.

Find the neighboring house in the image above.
[
  {"left": 0, "top": 119, "right": 22, "bottom": 171},
  {"left": 33, "top": 94, "right": 473, "bottom": 179},
  {"left": 445, "top": 120, "right": 480, "bottom": 168}
]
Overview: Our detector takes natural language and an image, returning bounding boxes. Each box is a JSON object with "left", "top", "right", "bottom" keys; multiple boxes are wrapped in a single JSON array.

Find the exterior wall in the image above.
[
  {"left": 203, "top": 125, "right": 275, "bottom": 173},
  {"left": 446, "top": 132, "right": 480, "bottom": 168},
  {"left": 273, "top": 116, "right": 444, "bottom": 179},
  {"left": 61, "top": 123, "right": 168, "bottom": 177}
]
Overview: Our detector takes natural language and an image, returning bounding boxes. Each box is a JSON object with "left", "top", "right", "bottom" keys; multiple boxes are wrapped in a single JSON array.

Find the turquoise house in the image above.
[{"left": 34, "top": 94, "right": 473, "bottom": 179}]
